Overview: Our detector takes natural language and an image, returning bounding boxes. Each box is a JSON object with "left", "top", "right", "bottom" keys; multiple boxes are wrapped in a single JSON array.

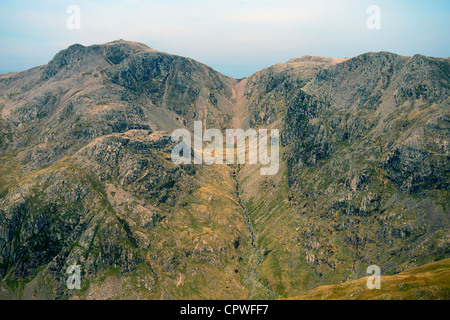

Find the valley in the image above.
[{"left": 0, "top": 40, "right": 448, "bottom": 300}]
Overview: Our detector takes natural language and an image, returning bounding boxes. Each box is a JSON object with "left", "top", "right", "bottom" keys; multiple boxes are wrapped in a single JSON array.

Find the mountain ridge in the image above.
[{"left": 0, "top": 40, "right": 448, "bottom": 300}]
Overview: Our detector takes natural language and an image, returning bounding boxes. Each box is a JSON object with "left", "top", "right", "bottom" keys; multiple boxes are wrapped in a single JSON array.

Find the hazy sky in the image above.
[{"left": 0, "top": 0, "right": 449, "bottom": 78}]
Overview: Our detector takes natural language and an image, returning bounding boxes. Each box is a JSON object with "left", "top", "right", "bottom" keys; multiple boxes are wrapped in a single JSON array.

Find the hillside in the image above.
[
  {"left": 0, "top": 41, "right": 448, "bottom": 299},
  {"left": 285, "top": 258, "right": 450, "bottom": 300}
]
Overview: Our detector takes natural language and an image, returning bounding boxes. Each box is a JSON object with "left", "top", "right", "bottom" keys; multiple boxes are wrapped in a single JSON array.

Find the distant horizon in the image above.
[{"left": 1, "top": 0, "right": 449, "bottom": 78}]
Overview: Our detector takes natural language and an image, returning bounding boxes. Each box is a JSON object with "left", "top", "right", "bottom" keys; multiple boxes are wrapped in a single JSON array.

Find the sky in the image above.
[{"left": 0, "top": 0, "right": 449, "bottom": 78}]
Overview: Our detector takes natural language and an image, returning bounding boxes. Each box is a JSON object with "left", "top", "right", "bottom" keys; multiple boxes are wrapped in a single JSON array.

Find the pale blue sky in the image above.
[{"left": 0, "top": 0, "right": 449, "bottom": 78}]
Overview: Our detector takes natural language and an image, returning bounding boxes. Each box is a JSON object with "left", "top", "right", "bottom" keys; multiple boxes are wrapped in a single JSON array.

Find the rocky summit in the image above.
[{"left": 0, "top": 40, "right": 448, "bottom": 299}]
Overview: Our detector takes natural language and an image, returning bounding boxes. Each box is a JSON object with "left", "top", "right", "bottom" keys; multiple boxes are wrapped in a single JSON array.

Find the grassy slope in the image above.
[{"left": 284, "top": 258, "right": 450, "bottom": 300}]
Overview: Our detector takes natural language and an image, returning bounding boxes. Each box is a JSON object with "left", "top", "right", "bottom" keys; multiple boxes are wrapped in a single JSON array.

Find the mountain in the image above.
[
  {"left": 239, "top": 51, "right": 449, "bottom": 297},
  {"left": 0, "top": 41, "right": 448, "bottom": 299},
  {"left": 0, "top": 40, "right": 236, "bottom": 170}
]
